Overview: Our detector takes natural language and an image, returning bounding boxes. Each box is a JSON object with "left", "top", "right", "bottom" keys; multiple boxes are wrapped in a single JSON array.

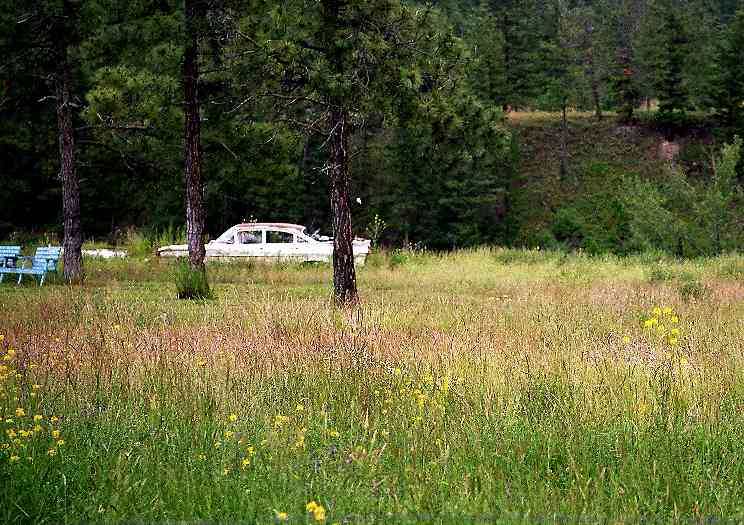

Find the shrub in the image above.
[
  {"left": 678, "top": 277, "right": 709, "bottom": 302},
  {"left": 174, "top": 261, "right": 213, "bottom": 300},
  {"left": 646, "top": 263, "right": 675, "bottom": 283},
  {"left": 125, "top": 230, "right": 152, "bottom": 258}
]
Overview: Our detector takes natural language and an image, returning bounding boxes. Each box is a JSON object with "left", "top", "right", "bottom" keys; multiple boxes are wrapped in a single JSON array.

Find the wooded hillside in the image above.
[{"left": 2, "top": 0, "right": 743, "bottom": 257}]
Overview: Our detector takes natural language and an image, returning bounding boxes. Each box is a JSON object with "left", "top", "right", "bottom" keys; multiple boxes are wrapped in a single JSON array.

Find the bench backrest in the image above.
[
  {"left": 0, "top": 246, "right": 21, "bottom": 268},
  {"left": 0, "top": 246, "right": 21, "bottom": 256},
  {"left": 32, "top": 246, "right": 62, "bottom": 272}
]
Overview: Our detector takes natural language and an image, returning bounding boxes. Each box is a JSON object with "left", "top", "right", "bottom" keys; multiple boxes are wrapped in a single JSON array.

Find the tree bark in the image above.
[
  {"left": 559, "top": 99, "right": 568, "bottom": 179},
  {"left": 183, "top": 0, "right": 206, "bottom": 271},
  {"left": 56, "top": 42, "right": 82, "bottom": 283},
  {"left": 328, "top": 106, "right": 358, "bottom": 306},
  {"left": 583, "top": 18, "right": 602, "bottom": 121}
]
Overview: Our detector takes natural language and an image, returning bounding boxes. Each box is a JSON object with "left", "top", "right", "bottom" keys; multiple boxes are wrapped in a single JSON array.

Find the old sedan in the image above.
[{"left": 156, "top": 223, "right": 371, "bottom": 265}]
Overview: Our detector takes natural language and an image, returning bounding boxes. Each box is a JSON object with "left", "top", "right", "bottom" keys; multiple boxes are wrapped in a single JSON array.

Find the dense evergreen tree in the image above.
[
  {"left": 487, "top": 0, "right": 541, "bottom": 110},
  {"left": 647, "top": 1, "right": 691, "bottom": 130},
  {"left": 711, "top": 8, "right": 744, "bottom": 129},
  {"left": 1, "top": 0, "right": 91, "bottom": 282},
  {"left": 243, "top": 0, "right": 466, "bottom": 304}
]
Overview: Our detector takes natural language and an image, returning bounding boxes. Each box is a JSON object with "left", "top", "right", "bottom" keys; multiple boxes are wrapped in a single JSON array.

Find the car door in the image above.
[
  {"left": 294, "top": 232, "right": 329, "bottom": 262},
  {"left": 264, "top": 229, "right": 295, "bottom": 260}
]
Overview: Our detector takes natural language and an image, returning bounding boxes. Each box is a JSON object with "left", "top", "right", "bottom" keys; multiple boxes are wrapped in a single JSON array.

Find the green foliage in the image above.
[
  {"left": 646, "top": 4, "right": 692, "bottom": 132},
  {"left": 692, "top": 136, "right": 743, "bottom": 253},
  {"left": 173, "top": 261, "right": 213, "bottom": 300},
  {"left": 2, "top": 0, "right": 744, "bottom": 259},
  {"left": 609, "top": 67, "right": 640, "bottom": 123},
  {"left": 710, "top": 9, "right": 744, "bottom": 128}
]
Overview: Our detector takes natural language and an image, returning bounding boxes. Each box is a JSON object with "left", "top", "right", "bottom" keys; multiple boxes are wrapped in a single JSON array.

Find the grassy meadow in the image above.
[{"left": 1, "top": 249, "right": 744, "bottom": 524}]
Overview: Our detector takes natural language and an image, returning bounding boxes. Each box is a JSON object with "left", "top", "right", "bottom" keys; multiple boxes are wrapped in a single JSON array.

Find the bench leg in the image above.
[
  {"left": 40, "top": 274, "right": 45, "bottom": 287},
  {"left": 17, "top": 273, "right": 22, "bottom": 285},
  {"left": 0, "top": 273, "right": 3, "bottom": 283}
]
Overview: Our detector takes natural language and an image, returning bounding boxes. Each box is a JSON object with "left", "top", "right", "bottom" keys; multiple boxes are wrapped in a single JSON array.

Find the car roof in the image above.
[{"left": 236, "top": 222, "right": 306, "bottom": 233}]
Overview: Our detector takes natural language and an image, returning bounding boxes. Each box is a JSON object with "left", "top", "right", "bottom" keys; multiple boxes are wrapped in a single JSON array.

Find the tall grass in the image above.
[{"left": 0, "top": 250, "right": 743, "bottom": 523}]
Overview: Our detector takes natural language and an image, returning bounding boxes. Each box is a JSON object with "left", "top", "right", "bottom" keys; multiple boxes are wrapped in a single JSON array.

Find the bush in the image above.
[
  {"left": 646, "top": 263, "right": 675, "bottom": 283},
  {"left": 678, "top": 277, "right": 709, "bottom": 302},
  {"left": 125, "top": 230, "right": 152, "bottom": 258},
  {"left": 389, "top": 249, "right": 412, "bottom": 268},
  {"left": 173, "top": 261, "right": 213, "bottom": 300}
]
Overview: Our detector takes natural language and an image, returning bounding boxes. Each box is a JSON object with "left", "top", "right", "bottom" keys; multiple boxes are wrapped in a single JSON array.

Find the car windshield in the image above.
[{"left": 215, "top": 229, "right": 235, "bottom": 243}]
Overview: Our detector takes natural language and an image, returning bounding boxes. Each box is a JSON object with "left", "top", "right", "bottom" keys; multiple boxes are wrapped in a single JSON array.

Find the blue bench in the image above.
[
  {"left": 0, "top": 246, "right": 22, "bottom": 279},
  {"left": 1, "top": 247, "right": 61, "bottom": 286}
]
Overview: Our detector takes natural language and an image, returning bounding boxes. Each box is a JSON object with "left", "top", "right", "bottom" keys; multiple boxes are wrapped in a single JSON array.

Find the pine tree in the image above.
[
  {"left": 2, "top": 0, "right": 88, "bottom": 282},
  {"left": 244, "top": 0, "right": 465, "bottom": 305},
  {"left": 711, "top": 8, "right": 744, "bottom": 129},
  {"left": 597, "top": 0, "right": 642, "bottom": 122},
  {"left": 487, "top": 0, "right": 541, "bottom": 110},
  {"left": 650, "top": 3, "right": 691, "bottom": 130}
]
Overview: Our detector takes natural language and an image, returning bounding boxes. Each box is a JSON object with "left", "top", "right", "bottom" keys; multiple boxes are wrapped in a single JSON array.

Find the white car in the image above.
[{"left": 157, "top": 222, "right": 371, "bottom": 265}]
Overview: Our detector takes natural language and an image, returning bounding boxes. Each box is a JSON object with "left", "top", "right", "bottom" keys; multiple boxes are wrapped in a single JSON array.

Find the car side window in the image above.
[
  {"left": 237, "top": 231, "right": 262, "bottom": 244},
  {"left": 295, "top": 235, "right": 308, "bottom": 243},
  {"left": 266, "top": 230, "right": 293, "bottom": 243}
]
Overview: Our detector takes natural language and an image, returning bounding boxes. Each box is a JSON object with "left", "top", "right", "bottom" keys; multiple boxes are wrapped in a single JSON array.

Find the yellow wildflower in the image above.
[
  {"left": 33, "top": 414, "right": 43, "bottom": 422},
  {"left": 306, "top": 501, "right": 326, "bottom": 521},
  {"left": 9, "top": 455, "right": 19, "bottom": 462},
  {"left": 295, "top": 403, "right": 304, "bottom": 412},
  {"left": 274, "top": 510, "right": 289, "bottom": 522},
  {"left": 15, "top": 408, "right": 25, "bottom": 417},
  {"left": 51, "top": 430, "right": 61, "bottom": 439},
  {"left": 671, "top": 328, "right": 680, "bottom": 335},
  {"left": 663, "top": 307, "right": 673, "bottom": 315},
  {"left": 392, "top": 368, "right": 402, "bottom": 376},
  {"left": 652, "top": 307, "right": 662, "bottom": 316},
  {"left": 47, "top": 448, "right": 57, "bottom": 456},
  {"left": 668, "top": 337, "right": 678, "bottom": 345},
  {"left": 32, "top": 384, "right": 41, "bottom": 390},
  {"left": 671, "top": 315, "right": 679, "bottom": 324},
  {"left": 224, "top": 431, "right": 234, "bottom": 439},
  {"left": 33, "top": 425, "right": 42, "bottom": 432},
  {"left": 56, "top": 439, "right": 64, "bottom": 446},
  {"left": 241, "top": 458, "right": 250, "bottom": 468},
  {"left": 222, "top": 468, "right": 230, "bottom": 476},
  {"left": 227, "top": 413, "right": 238, "bottom": 422},
  {"left": 273, "top": 415, "right": 290, "bottom": 428},
  {"left": 622, "top": 335, "right": 631, "bottom": 344},
  {"left": 328, "top": 430, "right": 340, "bottom": 438}
]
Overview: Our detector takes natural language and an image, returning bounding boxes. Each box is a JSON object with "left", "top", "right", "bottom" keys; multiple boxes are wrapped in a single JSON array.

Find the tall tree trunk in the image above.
[
  {"left": 559, "top": 99, "right": 568, "bottom": 179},
  {"left": 56, "top": 44, "right": 82, "bottom": 283},
  {"left": 183, "top": 0, "right": 205, "bottom": 271},
  {"left": 583, "top": 17, "right": 602, "bottom": 120},
  {"left": 328, "top": 106, "right": 358, "bottom": 306}
]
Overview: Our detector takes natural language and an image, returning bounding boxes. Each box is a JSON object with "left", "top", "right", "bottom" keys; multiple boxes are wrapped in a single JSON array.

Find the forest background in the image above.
[{"left": 1, "top": 0, "right": 743, "bottom": 257}]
